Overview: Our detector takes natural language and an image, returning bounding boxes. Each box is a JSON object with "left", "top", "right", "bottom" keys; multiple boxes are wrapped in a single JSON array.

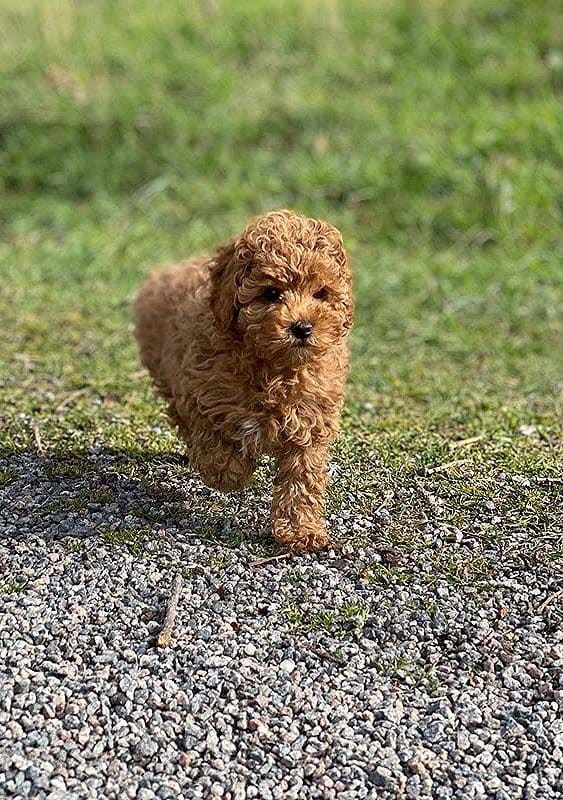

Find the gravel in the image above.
[{"left": 1, "top": 449, "right": 562, "bottom": 799}]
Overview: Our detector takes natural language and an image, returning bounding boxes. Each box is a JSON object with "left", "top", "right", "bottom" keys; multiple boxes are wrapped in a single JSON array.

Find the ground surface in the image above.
[{"left": 1, "top": 1, "right": 562, "bottom": 798}]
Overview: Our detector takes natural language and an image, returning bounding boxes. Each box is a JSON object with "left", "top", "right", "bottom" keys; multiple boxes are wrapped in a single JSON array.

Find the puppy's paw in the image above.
[
  {"left": 190, "top": 443, "right": 256, "bottom": 493},
  {"left": 271, "top": 517, "right": 329, "bottom": 553},
  {"left": 199, "top": 469, "right": 254, "bottom": 493}
]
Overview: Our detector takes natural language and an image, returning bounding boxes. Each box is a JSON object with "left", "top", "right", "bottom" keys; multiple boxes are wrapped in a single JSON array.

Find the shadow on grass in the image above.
[{"left": 0, "top": 447, "right": 273, "bottom": 553}]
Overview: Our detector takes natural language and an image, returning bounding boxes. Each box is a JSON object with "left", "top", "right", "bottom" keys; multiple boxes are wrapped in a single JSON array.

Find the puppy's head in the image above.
[{"left": 210, "top": 210, "right": 353, "bottom": 366}]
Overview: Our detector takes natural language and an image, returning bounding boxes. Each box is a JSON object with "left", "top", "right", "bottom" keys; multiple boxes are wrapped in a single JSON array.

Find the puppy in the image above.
[{"left": 134, "top": 210, "right": 353, "bottom": 552}]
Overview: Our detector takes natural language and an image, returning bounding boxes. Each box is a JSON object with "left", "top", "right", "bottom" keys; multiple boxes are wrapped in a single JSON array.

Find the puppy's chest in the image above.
[{"left": 237, "top": 386, "right": 335, "bottom": 454}]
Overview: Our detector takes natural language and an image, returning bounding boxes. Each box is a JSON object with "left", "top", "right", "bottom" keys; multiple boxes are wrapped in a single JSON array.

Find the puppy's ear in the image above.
[
  {"left": 341, "top": 273, "right": 355, "bottom": 335},
  {"left": 209, "top": 238, "right": 249, "bottom": 332},
  {"left": 315, "top": 220, "right": 347, "bottom": 269},
  {"left": 317, "top": 222, "right": 354, "bottom": 335}
]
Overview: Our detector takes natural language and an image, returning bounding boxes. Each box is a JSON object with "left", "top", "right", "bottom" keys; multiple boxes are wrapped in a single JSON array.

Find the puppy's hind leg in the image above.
[{"left": 185, "top": 426, "right": 257, "bottom": 493}]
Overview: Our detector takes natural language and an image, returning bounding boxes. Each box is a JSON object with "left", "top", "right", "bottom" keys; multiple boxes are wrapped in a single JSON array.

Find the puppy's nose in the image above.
[{"left": 290, "top": 320, "right": 313, "bottom": 340}]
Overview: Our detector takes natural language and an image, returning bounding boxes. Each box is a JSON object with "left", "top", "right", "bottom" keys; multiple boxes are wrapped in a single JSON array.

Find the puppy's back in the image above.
[{"left": 134, "top": 257, "right": 208, "bottom": 395}]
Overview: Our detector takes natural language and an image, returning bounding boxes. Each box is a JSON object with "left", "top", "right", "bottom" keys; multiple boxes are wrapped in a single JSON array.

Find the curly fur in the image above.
[{"left": 134, "top": 210, "right": 353, "bottom": 552}]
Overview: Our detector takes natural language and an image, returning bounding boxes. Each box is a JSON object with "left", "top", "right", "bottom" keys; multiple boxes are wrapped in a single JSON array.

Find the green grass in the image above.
[
  {"left": 101, "top": 526, "right": 153, "bottom": 557},
  {"left": 0, "top": 468, "right": 18, "bottom": 488},
  {"left": 361, "top": 551, "right": 494, "bottom": 591},
  {"left": 1, "top": 0, "right": 561, "bottom": 573},
  {"left": 382, "top": 656, "right": 439, "bottom": 692},
  {"left": 0, "top": 579, "right": 26, "bottom": 594},
  {"left": 283, "top": 598, "right": 369, "bottom": 636},
  {"left": 46, "top": 487, "right": 114, "bottom": 513}
]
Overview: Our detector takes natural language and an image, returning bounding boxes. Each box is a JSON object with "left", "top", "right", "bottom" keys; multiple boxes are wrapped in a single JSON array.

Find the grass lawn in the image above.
[{"left": 1, "top": 0, "right": 561, "bottom": 578}]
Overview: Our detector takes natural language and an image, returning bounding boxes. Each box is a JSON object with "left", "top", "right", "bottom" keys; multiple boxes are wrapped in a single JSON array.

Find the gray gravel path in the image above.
[{"left": 1, "top": 449, "right": 562, "bottom": 799}]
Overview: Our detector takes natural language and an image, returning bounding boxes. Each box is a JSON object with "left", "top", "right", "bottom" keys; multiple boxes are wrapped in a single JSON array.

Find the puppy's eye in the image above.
[
  {"left": 263, "top": 287, "right": 282, "bottom": 302},
  {"left": 313, "top": 287, "right": 328, "bottom": 301}
]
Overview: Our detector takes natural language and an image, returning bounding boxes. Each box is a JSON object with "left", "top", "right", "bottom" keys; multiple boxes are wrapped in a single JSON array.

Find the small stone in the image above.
[{"left": 134, "top": 736, "right": 159, "bottom": 758}]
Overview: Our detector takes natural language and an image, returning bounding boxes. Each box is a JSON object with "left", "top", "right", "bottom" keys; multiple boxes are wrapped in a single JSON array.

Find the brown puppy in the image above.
[{"left": 134, "top": 210, "right": 353, "bottom": 552}]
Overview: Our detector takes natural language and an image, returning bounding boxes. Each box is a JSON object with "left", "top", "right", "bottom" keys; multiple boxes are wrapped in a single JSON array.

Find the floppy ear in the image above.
[
  {"left": 316, "top": 222, "right": 354, "bottom": 335},
  {"left": 315, "top": 220, "right": 347, "bottom": 269},
  {"left": 209, "top": 239, "right": 240, "bottom": 332},
  {"left": 209, "top": 237, "right": 253, "bottom": 332},
  {"left": 341, "top": 272, "right": 355, "bottom": 335}
]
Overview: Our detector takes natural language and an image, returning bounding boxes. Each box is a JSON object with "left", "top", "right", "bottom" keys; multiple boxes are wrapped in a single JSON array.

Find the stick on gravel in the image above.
[
  {"left": 536, "top": 586, "right": 563, "bottom": 614},
  {"left": 249, "top": 552, "right": 291, "bottom": 567},
  {"left": 33, "top": 424, "right": 44, "bottom": 455},
  {"left": 55, "top": 387, "right": 88, "bottom": 413},
  {"left": 157, "top": 571, "right": 183, "bottom": 648}
]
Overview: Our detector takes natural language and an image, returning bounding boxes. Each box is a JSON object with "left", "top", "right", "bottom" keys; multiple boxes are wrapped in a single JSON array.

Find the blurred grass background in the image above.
[{"left": 0, "top": 0, "right": 561, "bottom": 558}]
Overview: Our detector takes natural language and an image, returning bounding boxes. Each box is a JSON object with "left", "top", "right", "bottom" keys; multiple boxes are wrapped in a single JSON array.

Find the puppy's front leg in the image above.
[{"left": 271, "top": 444, "right": 330, "bottom": 553}]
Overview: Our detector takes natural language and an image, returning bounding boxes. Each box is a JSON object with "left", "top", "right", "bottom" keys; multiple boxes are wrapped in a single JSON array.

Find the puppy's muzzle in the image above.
[{"left": 289, "top": 320, "right": 313, "bottom": 342}]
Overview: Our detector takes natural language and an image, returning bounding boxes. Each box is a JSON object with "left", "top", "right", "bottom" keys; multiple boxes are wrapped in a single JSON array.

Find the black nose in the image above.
[{"left": 290, "top": 320, "right": 313, "bottom": 340}]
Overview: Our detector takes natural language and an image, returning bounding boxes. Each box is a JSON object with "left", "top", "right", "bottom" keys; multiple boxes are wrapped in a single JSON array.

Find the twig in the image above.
[
  {"left": 33, "top": 424, "right": 45, "bottom": 455},
  {"left": 449, "top": 435, "right": 485, "bottom": 450},
  {"left": 249, "top": 552, "right": 292, "bottom": 567},
  {"left": 157, "top": 571, "right": 183, "bottom": 648},
  {"left": 307, "top": 645, "right": 346, "bottom": 665},
  {"left": 426, "top": 459, "right": 473, "bottom": 474},
  {"left": 55, "top": 388, "right": 88, "bottom": 413},
  {"left": 536, "top": 587, "right": 563, "bottom": 615}
]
